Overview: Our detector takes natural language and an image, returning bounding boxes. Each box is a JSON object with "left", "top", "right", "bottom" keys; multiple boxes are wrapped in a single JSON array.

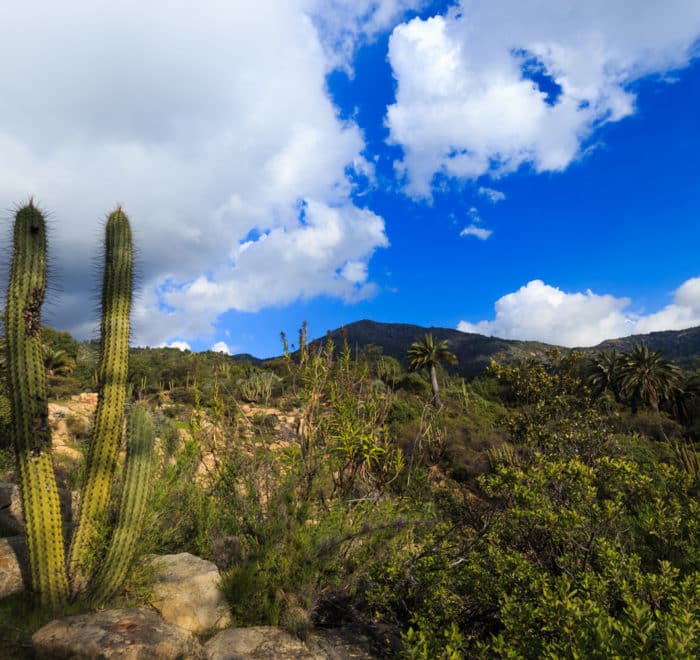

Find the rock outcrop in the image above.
[
  {"left": 204, "top": 626, "right": 376, "bottom": 659},
  {"left": 31, "top": 608, "right": 205, "bottom": 659},
  {"left": 148, "top": 553, "right": 232, "bottom": 633}
]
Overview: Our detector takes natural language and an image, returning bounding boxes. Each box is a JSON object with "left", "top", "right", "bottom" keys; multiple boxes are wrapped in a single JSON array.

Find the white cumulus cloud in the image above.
[
  {"left": 387, "top": 1, "right": 700, "bottom": 196},
  {"left": 458, "top": 277, "right": 700, "bottom": 346},
  {"left": 306, "top": 0, "right": 430, "bottom": 69},
  {"left": 211, "top": 341, "right": 231, "bottom": 355},
  {"left": 166, "top": 341, "right": 191, "bottom": 352},
  {"left": 0, "top": 1, "right": 390, "bottom": 347}
]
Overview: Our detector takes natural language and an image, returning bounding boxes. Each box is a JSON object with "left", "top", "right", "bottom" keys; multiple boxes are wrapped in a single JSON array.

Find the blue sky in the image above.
[{"left": 2, "top": 1, "right": 700, "bottom": 357}]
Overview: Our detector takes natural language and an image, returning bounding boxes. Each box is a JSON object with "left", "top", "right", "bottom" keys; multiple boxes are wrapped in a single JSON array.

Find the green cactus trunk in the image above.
[
  {"left": 88, "top": 402, "right": 154, "bottom": 605},
  {"left": 69, "top": 207, "right": 133, "bottom": 592},
  {"left": 4, "top": 203, "right": 69, "bottom": 609}
]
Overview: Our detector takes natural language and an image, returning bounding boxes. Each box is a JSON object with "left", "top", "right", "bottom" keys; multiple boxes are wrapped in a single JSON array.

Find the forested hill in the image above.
[
  {"left": 593, "top": 325, "right": 700, "bottom": 368},
  {"left": 315, "top": 320, "right": 560, "bottom": 379},
  {"left": 310, "top": 319, "right": 700, "bottom": 378}
]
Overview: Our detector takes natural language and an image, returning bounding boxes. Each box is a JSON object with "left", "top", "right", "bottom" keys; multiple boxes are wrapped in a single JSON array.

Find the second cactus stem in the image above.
[
  {"left": 69, "top": 207, "right": 133, "bottom": 592},
  {"left": 87, "top": 402, "right": 155, "bottom": 605}
]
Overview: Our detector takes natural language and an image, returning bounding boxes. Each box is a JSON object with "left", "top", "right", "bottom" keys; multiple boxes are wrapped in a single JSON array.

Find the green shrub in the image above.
[{"left": 399, "top": 372, "right": 431, "bottom": 397}]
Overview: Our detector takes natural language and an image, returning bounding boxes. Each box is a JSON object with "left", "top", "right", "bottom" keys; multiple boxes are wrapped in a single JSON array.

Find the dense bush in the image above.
[{"left": 2, "top": 327, "right": 699, "bottom": 657}]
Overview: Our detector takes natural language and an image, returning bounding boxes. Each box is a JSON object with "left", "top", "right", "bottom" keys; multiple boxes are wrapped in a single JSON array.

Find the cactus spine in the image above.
[
  {"left": 5, "top": 202, "right": 152, "bottom": 608},
  {"left": 88, "top": 402, "right": 155, "bottom": 604},
  {"left": 69, "top": 207, "right": 133, "bottom": 591},
  {"left": 4, "top": 203, "right": 69, "bottom": 609}
]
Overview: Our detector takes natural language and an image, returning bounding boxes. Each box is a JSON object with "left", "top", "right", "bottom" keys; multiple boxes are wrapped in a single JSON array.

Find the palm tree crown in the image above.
[
  {"left": 407, "top": 334, "right": 457, "bottom": 407},
  {"left": 618, "top": 345, "right": 682, "bottom": 412},
  {"left": 585, "top": 350, "right": 624, "bottom": 401}
]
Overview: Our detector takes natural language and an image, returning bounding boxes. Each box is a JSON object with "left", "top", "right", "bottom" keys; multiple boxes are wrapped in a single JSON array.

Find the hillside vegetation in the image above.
[{"left": 1, "top": 321, "right": 699, "bottom": 657}]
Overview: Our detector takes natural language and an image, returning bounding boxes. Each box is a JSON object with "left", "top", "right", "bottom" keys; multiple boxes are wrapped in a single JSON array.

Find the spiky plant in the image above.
[
  {"left": 4, "top": 201, "right": 153, "bottom": 608},
  {"left": 68, "top": 206, "right": 133, "bottom": 592},
  {"left": 4, "top": 202, "right": 69, "bottom": 609}
]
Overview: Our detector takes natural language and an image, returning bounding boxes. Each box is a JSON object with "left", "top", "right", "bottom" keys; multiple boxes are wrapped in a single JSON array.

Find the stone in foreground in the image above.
[
  {"left": 148, "top": 552, "right": 232, "bottom": 633},
  {"left": 31, "top": 607, "right": 205, "bottom": 659},
  {"left": 0, "top": 536, "right": 27, "bottom": 599},
  {"left": 204, "top": 626, "right": 377, "bottom": 659},
  {"left": 205, "top": 626, "right": 324, "bottom": 659}
]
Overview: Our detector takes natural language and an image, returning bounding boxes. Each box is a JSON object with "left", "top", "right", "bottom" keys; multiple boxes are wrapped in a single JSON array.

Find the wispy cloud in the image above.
[
  {"left": 460, "top": 225, "right": 493, "bottom": 240},
  {"left": 478, "top": 186, "right": 506, "bottom": 203}
]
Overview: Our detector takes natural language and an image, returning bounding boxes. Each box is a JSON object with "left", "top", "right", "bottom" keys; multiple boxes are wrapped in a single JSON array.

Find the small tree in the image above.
[
  {"left": 618, "top": 345, "right": 682, "bottom": 413},
  {"left": 407, "top": 334, "right": 457, "bottom": 407}
]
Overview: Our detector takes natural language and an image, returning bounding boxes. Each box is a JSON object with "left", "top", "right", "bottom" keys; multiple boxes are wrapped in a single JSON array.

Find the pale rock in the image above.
[
  {"left": 205, "top": 626, "right": 324, "bottom": 660},
  {"left": 32, "top": 607, "right": 205, "bottom": 659},
  {"left": 148, "top": 553, "right": 232, "bottom": 633},
  {"left": 0, "top": 535, "right": 27, "bottom": 599},
  {"left": 204, "top": 627, "right": 377, "bottom": 659}
]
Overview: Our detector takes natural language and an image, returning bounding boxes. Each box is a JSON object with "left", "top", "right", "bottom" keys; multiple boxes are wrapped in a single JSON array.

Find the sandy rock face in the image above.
[
  {"left": 31, "top": 607, "right": 205, "bottom": 659},
  {"left": 205, "top": 626, "right": 324, "bottom": 660},
  {"left": 148, "top": 553, "right": 232, "bottom": 633}
]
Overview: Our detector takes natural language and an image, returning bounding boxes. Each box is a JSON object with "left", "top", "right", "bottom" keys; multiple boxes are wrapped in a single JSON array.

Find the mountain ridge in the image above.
[{"left": 298, "top": 319, "right": 700, "bottom": 378}]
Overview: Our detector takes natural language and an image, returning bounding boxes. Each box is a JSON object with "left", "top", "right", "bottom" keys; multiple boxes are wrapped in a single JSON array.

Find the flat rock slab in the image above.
[
  {"left": 310, "top": 628, "right": 377, "bottom": 659},
  {"left": 148, "top": 553, "right": 232, "bottom": 633},
  {"left": 204, "top": 627, "right": 377, "bottom": 660},
  {"left": 32, "top": 607, "right": 205, "bottom": 659},
  {"left": 205, "top": 627, "right": 324, "bottom": 660}
]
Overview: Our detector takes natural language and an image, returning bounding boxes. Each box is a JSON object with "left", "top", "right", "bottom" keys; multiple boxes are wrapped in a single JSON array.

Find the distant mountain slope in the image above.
[
  {"left": 306, "top": 320, "right": 700, "bottom": 378},
  {"left": 592, "top": 325, "right": 700, "bottom": 369},
  {"left": 312, "top": 320, "right": 561, "bottom": 379}
]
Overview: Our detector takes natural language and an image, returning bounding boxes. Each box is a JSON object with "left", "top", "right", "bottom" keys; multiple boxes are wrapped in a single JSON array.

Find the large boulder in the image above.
[
  {"left": 32, "top": 607, "right": 205, "bottom": 659},
  {"left": 148, "top": 553, "right": 232, "bottom": 633},
  {"left": 0, "top": 535, "right": 27, "bottom": 599}
]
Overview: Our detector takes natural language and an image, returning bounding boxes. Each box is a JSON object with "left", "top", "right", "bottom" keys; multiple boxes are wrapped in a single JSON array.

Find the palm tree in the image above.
[
  {"left": 42, "top": 346, "right": 76, "bottom": 377},
  {"left": 407, "top": 334, "right": 457, "bottom": 407},
  {"left": 618, "top": 345, "right": 682, "bottom": 413},
  {"left": 585, "top": 350, "right": 624, "bottom": 401}
]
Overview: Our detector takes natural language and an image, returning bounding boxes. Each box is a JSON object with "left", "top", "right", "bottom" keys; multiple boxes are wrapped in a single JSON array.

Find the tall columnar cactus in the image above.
[
  {"left": 88, "top": 402, "right": 155, "bottom": 605},
  {"left": 69, "top": 207, "right": 133, "bottom": 590},
  {"left": 4, "top": 201, "right": 151, "bottom": 608},
  {"left": 4, "top": 202, "right": 69, "bottom": 609}
]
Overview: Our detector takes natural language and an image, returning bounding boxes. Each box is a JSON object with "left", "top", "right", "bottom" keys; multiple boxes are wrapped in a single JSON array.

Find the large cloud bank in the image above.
[
  {"left": 458, "top": 278, "right": 700, "bottom": 347},
  {"left": 0, "top": 1, "right": 397, "bottom": 345},
  {"left": 387, "top": 1, "right": 700, "bottom": 196}
]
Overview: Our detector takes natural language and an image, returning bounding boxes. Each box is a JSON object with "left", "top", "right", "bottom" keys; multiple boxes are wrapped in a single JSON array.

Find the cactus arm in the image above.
[
  {"left": 4, "top": 203, "right": 68, "bottom": 609},
  {"left": 88, "top": 403, "right": 154, "bottom": 605},
  {"left": 69, "top": 207, "right": 133, "bottom": 590}
]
